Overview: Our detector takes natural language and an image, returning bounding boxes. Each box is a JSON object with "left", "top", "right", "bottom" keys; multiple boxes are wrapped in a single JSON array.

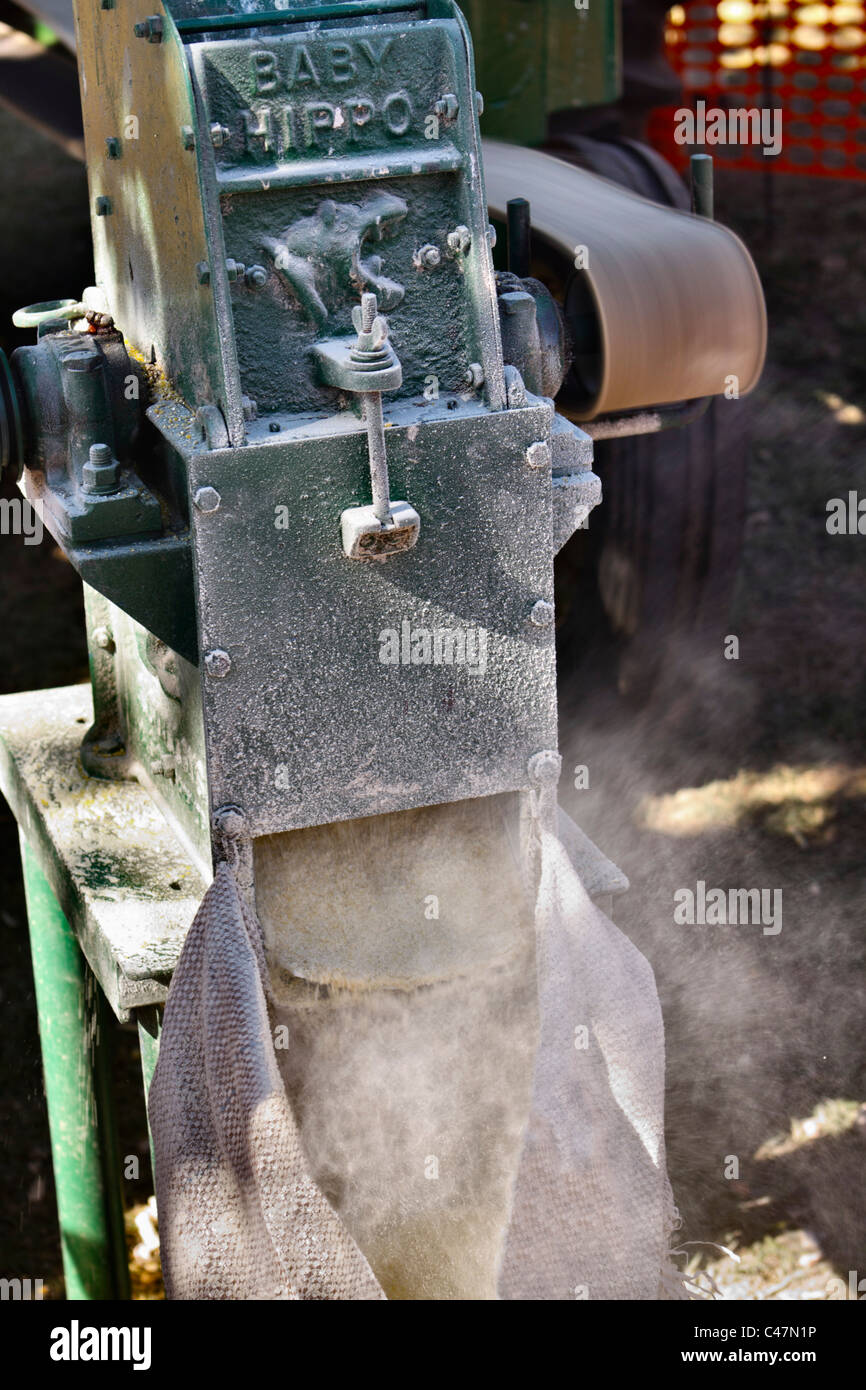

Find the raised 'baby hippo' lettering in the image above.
[{"left": 250, "top": 39, "right": 395, "bottom": 95}]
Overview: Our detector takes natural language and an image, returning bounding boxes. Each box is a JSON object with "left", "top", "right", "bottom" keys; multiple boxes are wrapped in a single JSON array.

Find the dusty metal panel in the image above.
[{"left": 154, "top": 394, "right": 557, "bottom": 836}]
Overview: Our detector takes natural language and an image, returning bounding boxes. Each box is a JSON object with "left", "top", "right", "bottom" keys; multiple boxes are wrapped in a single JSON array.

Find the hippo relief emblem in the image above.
[{"left": 259, "top": 191, "right": 408, "bottom": 328}]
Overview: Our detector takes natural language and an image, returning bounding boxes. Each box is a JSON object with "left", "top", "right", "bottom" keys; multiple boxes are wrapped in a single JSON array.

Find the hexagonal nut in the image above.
[
  {"left": 134, "top": 15, "right": 163, "bottom": 41},
  {"left": 464, "top": 362, "right": 484, "bottom": 389},
  {"left": 82, "top": 443, "right": 120, "bottom": 495},
  {"left": 413, "top": 244, "right": 441, "bottom": 271},
  {"left": 193, "top": 486, "right": 221, "bottom": 514},
  {"left": 526, "top": 441, "right": 551, "bottom": 472},
  {"left": 204, "top": 648, "right": 232, "bottom": 678},
  {"left": 92, "top": 625, "right": 115, "bottom": 653},
  {"left": 447, "top": 225, "right": 471, "bottom": 256},
  {"left": 434, "top": 93, "right": 459, "bottom": 122},
  {"left": 529, "top": 599, "right": 555, "bottom": 628},
  {"left": 245, "top": 264, "right": 268, "bottom": 288}
]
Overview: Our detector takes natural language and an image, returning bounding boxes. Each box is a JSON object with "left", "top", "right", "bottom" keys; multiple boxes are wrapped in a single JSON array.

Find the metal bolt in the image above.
[
  {"left": 204, "top": 649, "right": 231, "bottom": 678},
  {"left": 209, "top": 123, "right": 230, "bottom": 148},
  {"left": 180, "top": 125, "right": 195, "bottom": 150},
  {"left": 92, "top": 625, "right": 114, "bottom": 652},
  {"left": 225, "top": 258, "right": 245, "bottom": 282},
  {"left": 447, "top": 225, "right": 471, "bottom": 255},
  {"left": 434, "top": 94, "right": 459, "bottom": 122},
  {"left": 476, "top": 90, "right": 485, "bottom": 116},
  {"left": 82, "top": 442, "right": 120, "bottom": 495},
  {"left": 95, "top": 196, "right": 112, "bottom": 216},
  {"left": 241, "top": 395, "right": 258, "bottom": 421},
  {"left": 507, "top": 197, "right": 531, "bottom": 279},
  {"left": 196, "top": 261, "right": 211, "bottom": 286},
  {"left": 488, "top": 223, "right": 497, "bottom": 249},
  {"left": 354, "top": 291, "right": 392, "bottom": 525},
  {"left": 413, "top": 244, "right": 441, "bottom": 270},
  {"left": 193, "top": 486, "right": 221, "bottom": 514},
  {"left": 133, "top": 15, "right": 163, "bottom": 41},
  {"left": 529, "top": 599, "right": 555, "bottom": 627},
  {"left": 690, "top": 152, "right": 714, "bottom": 220},
  {"left": 105, "top": 137, "right": 121, "bottom": 159},
  {"left": 464, "top": 362, "right": 484, "bottom": 388},
  {"left": 527, "top": 749, "right": 562, "bottom": 784},
  {"left": 244, "top": 264, "right": 268, "bottom": 288},
  {"left": 525, "top": 441, "right": 551, "bottom": 471}
]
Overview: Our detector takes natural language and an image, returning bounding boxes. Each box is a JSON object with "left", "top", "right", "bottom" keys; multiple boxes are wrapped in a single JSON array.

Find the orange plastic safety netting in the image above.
[{"left": 648, "top": 2, "right": 866, "bottom": 179}]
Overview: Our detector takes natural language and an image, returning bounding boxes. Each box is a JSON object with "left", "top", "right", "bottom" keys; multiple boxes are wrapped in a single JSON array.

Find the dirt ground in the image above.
[
  {"left": 559, "top": 166, "right": 866, "bottom": 1299},
  {"left": 0, "top": 104, "right": 863, "bottom": 1300}
]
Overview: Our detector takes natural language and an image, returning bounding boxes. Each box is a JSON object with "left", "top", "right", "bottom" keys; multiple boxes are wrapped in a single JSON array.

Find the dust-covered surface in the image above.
[
  {"left": 255, "top": 795, "right": 530, "bottom": 989},
  {"left": 0, "top": 96, "right": 862, "bottom": 1300},
  {"left": 150, "top": 832, "right": 675, "bottom": 1300},
  {"left": 0, "top": 684, "right": 203, "bottom": 1012},
  {"left": 558, "top": 169, "right": 866, "bottom": 1300}
]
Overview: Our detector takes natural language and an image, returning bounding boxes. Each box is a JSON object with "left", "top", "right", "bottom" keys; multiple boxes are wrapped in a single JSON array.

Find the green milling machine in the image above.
[{"left": 0, "top": 0, "right": 766, "bottom": 1299}]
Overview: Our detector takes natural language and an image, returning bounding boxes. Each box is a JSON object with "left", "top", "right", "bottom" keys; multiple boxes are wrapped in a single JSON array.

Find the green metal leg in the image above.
[{"left": 20, "top": 836, "right": 130, "bottom": 1300}]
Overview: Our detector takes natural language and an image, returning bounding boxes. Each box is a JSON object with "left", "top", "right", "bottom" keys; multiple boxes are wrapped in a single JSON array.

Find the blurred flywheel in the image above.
[{"left": 482, "top": 141, "right": 767, "bottom": 421}]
